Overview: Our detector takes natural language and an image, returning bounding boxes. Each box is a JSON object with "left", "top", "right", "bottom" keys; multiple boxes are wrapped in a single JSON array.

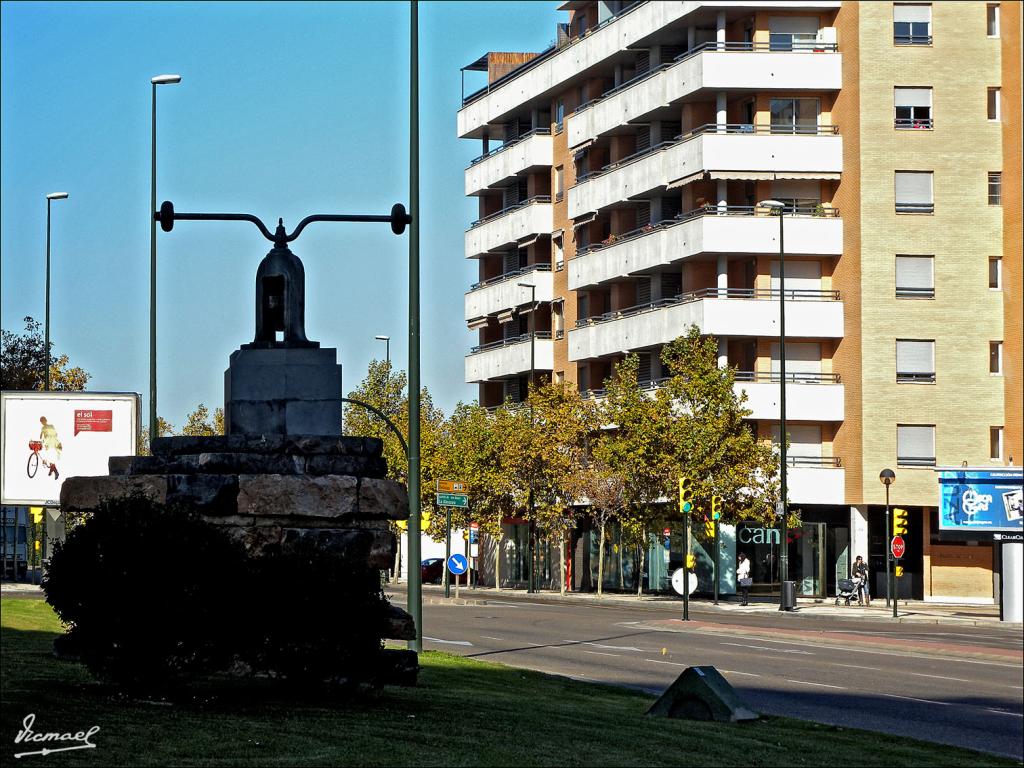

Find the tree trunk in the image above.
[
  {"left": 597, "top": 519, "right": 606, "bottom": 598},
  {"left": 494, "top": 532, "right": 502, "bottom": 591},
  {"left": 559, "top": 533, "right": 566, "bottom": 596},
  {"left": 637, "top": 536, "right": 646, "bottom": 598},
  {"left": 394, "top": 531, "right": 402, "bottom": 583}
]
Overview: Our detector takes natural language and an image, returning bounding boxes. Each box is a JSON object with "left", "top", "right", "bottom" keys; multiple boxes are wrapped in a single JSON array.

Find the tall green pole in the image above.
[
  {"left": 407, "top": 0, "right": 423, "bottom": 653},
  {"left": 44, "top": 198, "right": 51, "bottom": 392},
  {"left": 150, "top": 81, "right": 158, "bottom": 448}
]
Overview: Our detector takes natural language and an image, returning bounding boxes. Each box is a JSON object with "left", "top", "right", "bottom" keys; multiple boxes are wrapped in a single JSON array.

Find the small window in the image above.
[
  {"left": 989, "top": 257, "right": 1002, "bottom": 289},
  {"left": 897, "top": 339, "right": 936, "bottom": 383},
  {"left": 554, "top": 166, "right": 564, "bottom": 202},
  {"left": 895, "top": 171, "right": 934, "bottom": 213},
  {"left": 898, "top": 424, "right": 936, "bottom": 467},
  {"left": 987, "top": 4, "right": 1000, "bottom": 37},
  {"left": 990, "top": 341, "right": 1003, "bottom": 374},
  {"left": 991, "top": 427, "right": 1004, "bottom": 461},
  {"left": 989, "top": 172, "right": 1002, "bottom": 205},
  {"left": 896, "top": 255, "right": 935, "bottom": 298},
  {"left": 894, "top": 3, "right": 931, "bottom": 45},
  {"left": 988, "top": 88, "right": 1001, "bottom": 120},
  {"left": 895, "top": 87, "right": 933, "bottom": 129},
  {"left": 554, "top": 232, "right": 564, "bottom": 271},
  {"left": 555, "top": 98, "right": 565, "bottom": 131}
]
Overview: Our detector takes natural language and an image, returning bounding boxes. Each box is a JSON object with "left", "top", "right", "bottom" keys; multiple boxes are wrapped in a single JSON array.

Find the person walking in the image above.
[
  {"left": 852, "top": 555, "right": 870, "bottom": 605},
  {"left": 737, "top": 552, "right": 752, "bottom": 606}
]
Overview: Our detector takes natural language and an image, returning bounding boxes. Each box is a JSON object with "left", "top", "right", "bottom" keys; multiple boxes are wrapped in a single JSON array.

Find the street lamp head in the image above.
[
  {"left": 374, "top": 335, "right": 390, "bottom": 342},
  {"left": 46, "top": 192, "right": 69, "bottom": 200},
  {"left": 517, "top": 282, "right": 535, "bottom": 290},
  {"left": 151, "top": 74, "right": 182, "bottom": 85},
  {"left": 759, "top": 199, "right": 785, "bottom": 210},
  {"left": 879, "top": 468, "right": 896, "bottom": 486}
]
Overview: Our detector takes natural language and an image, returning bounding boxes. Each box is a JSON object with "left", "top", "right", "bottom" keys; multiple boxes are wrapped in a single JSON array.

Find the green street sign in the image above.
[{"left": 436, "top": 492, "right": 469, "bottom": 508}]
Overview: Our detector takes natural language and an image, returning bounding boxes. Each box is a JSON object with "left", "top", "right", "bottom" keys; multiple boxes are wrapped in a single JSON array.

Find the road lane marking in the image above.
[
  {"left": 986, "top": 709, "right": 1024, "bottom": 717},
  {"left": 646, "top": 659, "right": 687, "bottom": 667},
  {"left": 584, "top": 651, "right": 621, "bottom": 658},
  {"left": 835, "top": 663, "right": 882, "bottom": 671},
  {"left": 908, "top": 672, "right": 971, "bottom": 683},
  {"left": 525, "top": 642, "right": 544, "bottom": 647},
  {"left": 721, "top": 642, "right": 812, "bottom": 655},
  {"left": 719, "top": 670, "right": 761, "bottom": 677},
  {"left": 787, "top": 680, "right": 845, "bottom": 690},
  {"left": 879, "top": 693, "right": 952, "bottom": 707},
  {"left": 479, "top": 635, "right": 506, "bottom": 641},
  {"left": 423, "top": 637, "right": 474, "bottom": 646},
  {"left": 559, "top": 640, "right": 644, "bottom": 652}
]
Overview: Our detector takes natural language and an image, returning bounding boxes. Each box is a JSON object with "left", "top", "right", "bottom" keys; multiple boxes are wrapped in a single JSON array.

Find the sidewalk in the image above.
[{"left": 393, "top": 582, "right": 1018, "bottom": 627}]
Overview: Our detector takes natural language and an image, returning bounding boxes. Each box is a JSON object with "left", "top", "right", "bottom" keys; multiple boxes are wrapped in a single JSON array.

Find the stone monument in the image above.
[{"left": 61, "top": 202, "right": 417, "bottom": 685}]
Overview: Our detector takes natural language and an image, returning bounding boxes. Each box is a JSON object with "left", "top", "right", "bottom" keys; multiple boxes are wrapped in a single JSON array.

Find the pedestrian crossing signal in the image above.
[
  {"left": 704, "top": 519, "right": 715, "bottom": 538},
  {"left": 686, "top": 553, "right": 696, "bottom": 569},
  {"left": 895, "top": 566, "right": 904, "bottom": 577}
]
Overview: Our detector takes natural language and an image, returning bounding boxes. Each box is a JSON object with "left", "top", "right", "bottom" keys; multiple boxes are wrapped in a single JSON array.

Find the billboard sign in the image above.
[
  {"left": 937, "top": 469, "right": 1023, "bottom": 533},
  {"left": 1, "top": 391, "right": 140, "bottom": 507}
]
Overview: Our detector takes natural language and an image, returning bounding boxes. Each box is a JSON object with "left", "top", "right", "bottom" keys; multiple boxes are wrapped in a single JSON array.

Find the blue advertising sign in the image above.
[
  {"left": 938, "top": 469, "right": 1023, "bottom": 533},
  {"left": 447, "top": 553, "right": 468, "bottom": 575}
]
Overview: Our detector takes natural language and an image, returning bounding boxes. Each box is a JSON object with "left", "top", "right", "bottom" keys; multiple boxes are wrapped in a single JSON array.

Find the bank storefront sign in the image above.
[{"left": 937, "top": 468, "right": 1024, "bottom": 533}]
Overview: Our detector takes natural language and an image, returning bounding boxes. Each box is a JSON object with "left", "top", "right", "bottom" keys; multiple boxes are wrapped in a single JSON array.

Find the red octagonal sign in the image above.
[{"left": 891, "top": 536, "right": 906, "bottom": 559}]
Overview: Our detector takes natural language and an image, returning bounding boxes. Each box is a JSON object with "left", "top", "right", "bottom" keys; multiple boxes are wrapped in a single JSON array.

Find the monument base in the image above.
[{"left": 225, "top": 347, "right": 342, "bottom": 436}]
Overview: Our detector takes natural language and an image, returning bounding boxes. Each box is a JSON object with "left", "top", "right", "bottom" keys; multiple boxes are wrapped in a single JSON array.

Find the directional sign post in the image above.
[
  {"left": 436, "top": 492, "right": 469, "bottom": 508},
  {"left": 436, "top": 482, "right": 469, "bottom": 598},
  {"left": 447, "top": 553, "right": 468, "bottom": 600},
  {"left": 890, "top": 536, "right": 905, "bottom": 618}
]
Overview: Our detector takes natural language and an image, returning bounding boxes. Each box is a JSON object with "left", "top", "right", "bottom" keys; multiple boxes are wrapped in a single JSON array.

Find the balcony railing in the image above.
[
  {"left": 895, "top": 202, "right": 934, "bottom": 214},
  {"left": 734, "top": 371, "right": 841, "bottom": 384},
  {"left": 467, "top": 195, "right": 552, "bottom": 230},
  {"left": 574, "top": 287, "right": 841, "bottom": 328},
  {"left": 570, "top": 41, "right": 839, "bottom": 119},
  {"left": 895, "top": 286, "right": 934, "bottom": 299},
  {"left": 574, "top": 123, "right": 839, "bottom": 184},
  {"left": 786, "top": 456, "right": 842, "bottom": 467},
  {"left": 469, "top": 331, "right": 553, "bottom": 355},
  {"left": 894, "top": 34, "right": 932, "bottom": 46},
  {"left": 896, "top": 372, "right": 936, "bottom": 383},
  {"left": 461, "top": 0, "right": 646, "bottom": 107},
  {"left": 575, "top": 204, "right": 839, "bottom": 258},
  {"left": 467, "top": 128, "right": 551, "bottom": 167},
  {"left": 895, "top": 118, "right": 933, "bottom": 130},
  {"left": 898, "top": 455, "right": 936, "bottom": 467},
  {"left": 469, "top": 263, "right": 551, "bottom": 291}
]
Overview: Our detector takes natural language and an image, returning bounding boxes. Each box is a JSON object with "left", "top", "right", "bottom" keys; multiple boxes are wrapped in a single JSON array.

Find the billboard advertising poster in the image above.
[
  {"left": 937, "top": 469, "right": 1024, "bottom": 533},
  {"left": 1, "top": 391, "right": 140, "bottom": 507}
]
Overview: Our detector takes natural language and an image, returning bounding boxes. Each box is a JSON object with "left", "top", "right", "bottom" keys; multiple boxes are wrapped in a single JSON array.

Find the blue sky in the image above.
[{"left": 1, "top": 0, "right": 558, "bottom": 426}]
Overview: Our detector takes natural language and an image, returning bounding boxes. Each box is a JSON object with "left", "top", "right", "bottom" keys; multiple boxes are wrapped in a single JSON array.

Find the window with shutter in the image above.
[
  {"left": 894, "top": 87, "right": 933, "bottom": 129},
  {"left": 895, "top": 171, "right": 933, "bottom": 213},
  {"left": 635, "top": 201, "right": 651, "bottom": 228},
  {"left": 635, "top": 125, "right": 651, "bottom": 153},
  {"left": 897, "top": 425, "right": 935, "bottom": 466},
  {"left": 895, "top": 255, "right": 934, "bottom": 298},
  {"left": 896, "top": 340, "right": 935, "bottom": 382},
  {"left": 637, "top": 352, "right": 653, "bottom": 384},
  {"left": 894, "top": 4, "right": 931, "bottom": 45},
  {"left": 636, "top": 276, "right": 652, "bottom": 305}
]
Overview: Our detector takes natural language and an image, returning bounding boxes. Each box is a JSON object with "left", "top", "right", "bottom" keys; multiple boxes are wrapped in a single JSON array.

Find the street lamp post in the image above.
[
  {"left": 880, "top": 468, "right": 895, "bottom": 609},
  {"left": 760, "top": 199, "right": 790, "bottom": 610},
  {"left": 375, "top": 335, "right": 391, "bottom": 368},
  {"left": 150, "top": 73, "right": 182, "bottom": 448},
  {"left": 518, "top": 282, "right": 537, "bottom": 593},
  {"left": 44, "top": 192, "right": 69, "bottom": 391}
]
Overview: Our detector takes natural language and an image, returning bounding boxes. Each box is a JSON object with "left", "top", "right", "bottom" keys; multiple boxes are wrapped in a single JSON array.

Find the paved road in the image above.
[{"left": 392, "top": 592, "right": 1024, "bottom": 760}]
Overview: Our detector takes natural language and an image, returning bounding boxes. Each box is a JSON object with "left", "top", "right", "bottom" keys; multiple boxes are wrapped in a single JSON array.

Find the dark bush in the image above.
[
  {"left": 43, "top": 494, "right": 247, "bottom": 691},
  {"left": 44, "top": 493, "right": 394, "bottom": 694}
]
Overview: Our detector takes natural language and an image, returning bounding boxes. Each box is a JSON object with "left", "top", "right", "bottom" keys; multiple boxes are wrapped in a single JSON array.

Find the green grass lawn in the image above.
[{"left": 1, "top": 598, "right": 1018, "bottom": 767}]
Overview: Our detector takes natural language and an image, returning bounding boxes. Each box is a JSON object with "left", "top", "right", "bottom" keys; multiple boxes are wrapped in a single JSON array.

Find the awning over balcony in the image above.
[
  {"left": 667, "top": 170, "right": 842, "bottom": 189},
  {"left": 572, "top": 211, "right": 597, "bottom": 229},
  {"left": 467, "top": 316, "right": 489, "bottom": 331},
  {"left": 571, "top": 137, "right": 595, "bottom": 153},
  {"left": 497, "top": 309, "right": 515, "bottom": 324},
  {"left": 518, "top": 234, "right": 541, "bottom": 249}
]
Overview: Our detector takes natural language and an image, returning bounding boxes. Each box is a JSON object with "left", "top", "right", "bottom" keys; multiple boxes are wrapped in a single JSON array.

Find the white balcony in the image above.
[
  {"left": 465, "top": 268, "right": 554, "bottom": 322},
  {"left": 787, "top": 465, "right": 845, "bottom": 505},
  {"left": 457, "top": 1, "right": 840, "bottom": 138},
  {"left": 465, "top": 198, "right": 553, "bottom": 259},
  {"left": 569, "top": 291, "right": 844, "bottom": 362},
  {"left": 465, "top": 335, "right": 555, "bottom": 383},
  {"left": 569, "top": 129, "right": 843, "bottom": 219},
  {"left": 737, "top": 378, "right": 844, "bottom": 422},
  {"left": 568, "top": 45, "right": 841, "bottom": 149},
  {"left": 569, "top": 210, "right": 842, "bottom": 290},
  {"left": 465, "top": 132, "right": 553, "bottom": 196}
]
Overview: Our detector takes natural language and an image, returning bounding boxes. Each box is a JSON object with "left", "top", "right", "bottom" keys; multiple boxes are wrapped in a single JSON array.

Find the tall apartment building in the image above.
[{"left": 458, "top": 1, "right": 1022, "bottom": 602}]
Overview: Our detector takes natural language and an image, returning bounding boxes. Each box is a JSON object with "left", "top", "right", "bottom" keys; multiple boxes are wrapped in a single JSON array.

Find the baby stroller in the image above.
[{"left": 835, "top": 576, "right": 865, "bottom": 606}]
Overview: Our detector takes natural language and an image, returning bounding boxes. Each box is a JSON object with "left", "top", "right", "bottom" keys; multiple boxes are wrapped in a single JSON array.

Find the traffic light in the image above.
[
  {"left": 893, "top": 508, "right": 909, "bottom": 536},
  {"left": 679, "top": 476, "right": 694, "bottom": 514},
  {"left": 711, "top": 496, "right": 723, "bottom": 520},
  {"left": 895, "top": 566, "right": 904, "bottom": 577}
]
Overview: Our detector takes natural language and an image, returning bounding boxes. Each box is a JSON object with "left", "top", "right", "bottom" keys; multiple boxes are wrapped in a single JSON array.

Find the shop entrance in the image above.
[{"left": 737, "top": 521, "right": 831, "bottom": 598}]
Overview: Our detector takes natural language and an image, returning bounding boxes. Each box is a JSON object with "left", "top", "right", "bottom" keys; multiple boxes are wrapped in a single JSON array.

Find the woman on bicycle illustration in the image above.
[{"left": 38, "top": 416, "right": 62, "bottom": 479}]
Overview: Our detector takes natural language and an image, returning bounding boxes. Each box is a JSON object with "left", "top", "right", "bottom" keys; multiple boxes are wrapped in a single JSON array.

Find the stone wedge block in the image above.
[
  {"left": 359, "top": 478, "right": 409, "bottom": 520},
  {"left": 60, "top": 475, "right": 168, "bottom": 512},
  {"left": 236, "top": 474, "right": 358, "bottom": 519}
]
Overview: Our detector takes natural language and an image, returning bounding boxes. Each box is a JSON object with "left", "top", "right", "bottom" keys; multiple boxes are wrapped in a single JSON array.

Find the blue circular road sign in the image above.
[{"left": 447, "top": 554, "right": 468, "bottom": 575}]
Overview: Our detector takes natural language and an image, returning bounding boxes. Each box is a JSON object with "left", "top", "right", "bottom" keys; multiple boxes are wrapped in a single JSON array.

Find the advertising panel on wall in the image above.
[
  {"left": 0, "top": 391, "right": 140, "bottom": 507},
  {"left": 936, "top": 468, "right": 1024, "bottom": 533}
]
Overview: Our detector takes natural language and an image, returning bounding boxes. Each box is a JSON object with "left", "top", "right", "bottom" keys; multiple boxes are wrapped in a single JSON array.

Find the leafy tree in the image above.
[
  {"left": 568, "top": 452, "right": 625, "bottom": 597},
  {"left": 138, "top": 417, "right": 175, "bottom": 456},
  {"left": 180, "top": 403, "right": 225, "bottom": 436},
  {"left": 1, "top": 316, "right": 90, "bottom": 391}
]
